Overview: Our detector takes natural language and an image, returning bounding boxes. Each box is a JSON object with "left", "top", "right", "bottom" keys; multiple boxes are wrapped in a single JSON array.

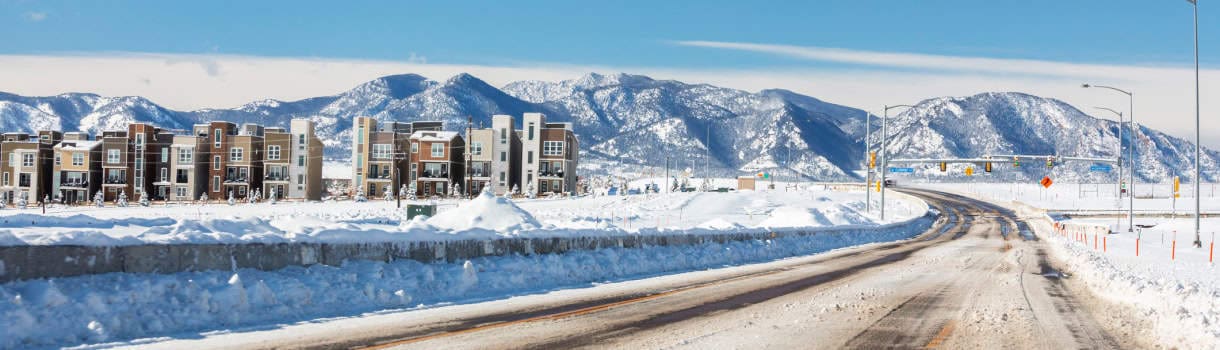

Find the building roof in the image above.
[
  {"left": 409, "top": 130, "right": 460, "bottom": 142},
  {"left": 55, "top": 140, "right": 101, "bottom": 151}
]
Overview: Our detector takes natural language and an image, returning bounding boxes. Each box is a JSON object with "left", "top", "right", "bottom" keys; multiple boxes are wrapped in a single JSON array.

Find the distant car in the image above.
[{"left": 884, "top": 179, "right": 898, "bottom": 187}]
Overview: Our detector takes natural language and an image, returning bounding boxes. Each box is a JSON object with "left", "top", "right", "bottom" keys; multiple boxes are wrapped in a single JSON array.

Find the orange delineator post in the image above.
[
  {"left": 1103, "top": 236, "right": 1107, "bottom": 252},
  {"left": 1094, "top": 234, "right": 1098, "bottom": 250},
  {"left": 1172, "top": 240, "right": 1177, "bottom": 261},
  {"left": 1210, "top": 242, "right": 1214, "bottom": 264},
  {"left": 1136, "top": 238, "right": 1140, "bottom": 257}
]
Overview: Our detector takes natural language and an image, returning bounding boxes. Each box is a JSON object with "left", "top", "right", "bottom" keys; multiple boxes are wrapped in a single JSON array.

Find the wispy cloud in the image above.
[{"left": 23, "top": 11, "right": 48, "bottom": 22}]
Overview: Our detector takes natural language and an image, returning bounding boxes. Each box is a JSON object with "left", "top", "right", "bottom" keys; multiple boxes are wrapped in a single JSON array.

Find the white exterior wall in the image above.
[
  {"left": 491, "top": 114, "right": 514, "bottom": 195},
  {"left": 288, "top": 119, "right": 313, "bottom": 199},
  {"left": 519, "top": 113, "right": 544, "bottom": 195}
]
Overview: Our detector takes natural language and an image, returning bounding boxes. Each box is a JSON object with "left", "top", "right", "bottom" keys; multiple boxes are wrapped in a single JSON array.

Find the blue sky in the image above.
[
  {"left": 1, "top": 0, "right": 1217, "bottom": 146},
  {"left": 3, "top": 0, "right": 1212, "bottom": 68}
]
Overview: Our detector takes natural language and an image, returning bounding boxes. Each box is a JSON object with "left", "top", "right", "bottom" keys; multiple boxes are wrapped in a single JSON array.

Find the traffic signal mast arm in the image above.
[{"left": 888, "top": 155, "right": 1119, "bottom": 166}]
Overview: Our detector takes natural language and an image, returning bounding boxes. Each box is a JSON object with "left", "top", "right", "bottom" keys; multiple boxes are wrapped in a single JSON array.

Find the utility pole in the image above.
[
  {"left": 1190, "top": 0, "right": 1203, "bottom": 247},
  {"left": 665, "top": 156, "right": 670, "bottom": 193},
  {"left": 393, "top": 131, "right": 402, "bottom": 209},
  {"left": 880, "top": 104, "right": 915, "bottom": 221},
  {"left": 704, "top": 123, "right": 710, "bottom": 191},
  {"left": 467, "top": 115, "right": 473, "bottom": 199}
]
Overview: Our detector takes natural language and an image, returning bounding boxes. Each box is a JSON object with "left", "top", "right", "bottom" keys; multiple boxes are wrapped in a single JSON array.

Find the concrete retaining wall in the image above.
[{"left": 0, "top": 214, "right": 935, "bottom": 283}]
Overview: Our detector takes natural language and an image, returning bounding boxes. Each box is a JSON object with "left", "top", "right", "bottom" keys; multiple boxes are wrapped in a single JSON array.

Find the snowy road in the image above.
[{"left": 141, "top": 189, "right": 1139, "bottom": 350}]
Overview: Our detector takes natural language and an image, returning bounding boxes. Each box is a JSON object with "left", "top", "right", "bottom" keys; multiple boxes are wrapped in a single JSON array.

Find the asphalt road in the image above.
[{"left": 163, "top": 189, "right": 1138, "bottom": 350}]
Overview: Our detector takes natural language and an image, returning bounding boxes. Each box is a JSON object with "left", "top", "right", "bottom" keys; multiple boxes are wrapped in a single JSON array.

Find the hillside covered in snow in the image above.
[{"left": 0, "top": 73, "right": 1216, "bottom": 182}]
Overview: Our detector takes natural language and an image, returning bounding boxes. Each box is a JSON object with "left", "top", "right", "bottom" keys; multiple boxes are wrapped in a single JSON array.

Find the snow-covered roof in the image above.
[
  {"left": 55, "top": 140, "right": 101, "bottom": 151},
  {"left": 409, "top": 131, "right": 460, "bottom": 142}
]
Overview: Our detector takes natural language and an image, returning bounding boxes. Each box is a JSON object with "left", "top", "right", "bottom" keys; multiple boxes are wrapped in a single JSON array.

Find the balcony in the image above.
[
  {"left": 540, "top": 171, "right": 565, "bottom": 178},
  {"left": 420, "top": 170, "right": 449, "bottom": 179},
  {"left": 224, "top": 177, "right": 250, "bottom": 184},
  {"left": 60, "top": 180, "right": 89, "bottom": 189},
  {"left": 103, "top": 177, "right": 128, "bottom": 186},
  {"left": 265, "top": 174, "right": 290, "bottom": 182}
]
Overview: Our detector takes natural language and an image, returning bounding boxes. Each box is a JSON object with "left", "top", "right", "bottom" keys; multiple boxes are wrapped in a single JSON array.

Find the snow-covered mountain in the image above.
[{"left": 0, "top": 73, "right": 1215, "bottom": 182}]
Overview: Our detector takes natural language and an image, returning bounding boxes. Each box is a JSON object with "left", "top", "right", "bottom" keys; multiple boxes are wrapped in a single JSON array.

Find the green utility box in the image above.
[{"left": 406, "top": 204, "right": 437, "bottom": 219}]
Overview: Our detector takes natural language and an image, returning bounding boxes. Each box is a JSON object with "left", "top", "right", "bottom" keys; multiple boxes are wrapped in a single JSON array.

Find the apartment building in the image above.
[
  {"left": 350, "top": 117, "right": 443, "bottom": 198},
  {"left": 519, "top": 113, "right": 580, "bottom": 196},
  {"left": 1, "top": 132, "right": 57, "bottom": 203},
  {"left": 52, "top": 137, "right": 102, "bottom": 204},
  {"left": 167, "top": 134, "right": 207, "bottom": 201},
  {"left": 464, "top": 114, "right": 521, "bottom": 196},
  {"left": 262, "top": 119, "right": 324, "bottom": 200},
  {"left": 97, "top": 124, "right": 174, "bottom": 201},
  {"left": 409, "top": 130, "right": 464, "bottom": 197}
]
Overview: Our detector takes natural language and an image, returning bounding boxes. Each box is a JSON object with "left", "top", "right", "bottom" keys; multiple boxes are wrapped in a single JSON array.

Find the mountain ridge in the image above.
[{"left": 0, "top": 73, "right": 1216, "bottom": 182}]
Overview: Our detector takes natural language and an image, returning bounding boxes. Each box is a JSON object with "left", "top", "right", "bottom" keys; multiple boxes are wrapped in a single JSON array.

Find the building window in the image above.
[
  {"left": 1, "top": 172, "right": 7, "bottom": 186},
  {"left": 499, "top": 172, "right": 505, "bottom": 182},
  {"left": 411, "top": 142, "right": 418, "bottom": 154},
  {"left": 543, "top": 141, "right": 563, "bottom": 156},
  {"left": 267, "top": 145, "right": 281, "bottom": 160},
  {"left": 229, "top": 148, "right": 244, "bottom": 162},
  {"left": 135, "top": 133, "right": 145, "bottom": 146},
  {"left": 161, "top": 147, "right": 169, "bottom": 163},
  {"left": 54, "top": 153, "right": 61, "bottom": 166},
  {"left": 213, "top": 156, "right": 221, "bottom": 170},
  {"left": 107, "top": 149, "right": 121, "bottom": 164},
  {"left": 178, "top": 148, "right": 193, "bottom": 163},
  {"left": 298, "top": 155, "right": 305, "bottom": 167},
  {"left": 470, "top": 142, "right": 483, "bottom": 156},
  {"left": 431, "top": 143, "right": 444, "bottom": 157},
  {"left": 372, "top": 144, "right": 392, "bottom": 159},
  {"left": 72, "top": 153, "right": 84, "bottom": 166},
  {"left": 22, "top": 153, "right": 34, "bottom": 167},
  {"left": 160, "top": 168, "right": 168, "bottom": 182},
  {"left": 176, "top": 169, "right": 190, "bottom": 183},
  {"left": 528, "top": 123, "right": 535, "bottom": 140},
  {"left": 527, "top": 151, "right": 533, "bottom": 164},
  {"left": 214, "top": 130, "right": 222, "bottom": 147},
  {"left": 212, "top": 176, "right": 221, "bottom": 192},
  {"left": 500, "top": 128, "right": 507, "bottom": 144},
  {"left": 298, "top": 134, "right": 305, "bottom": 149},
  {"left": 410, "top": 163, "right": 417, "bottom": 181},
  {"left": 297, "top": 174, "right": 304, "bottom": 186},
  {"left": 501, "top": 151, "right": 506, "bottom": 162}
]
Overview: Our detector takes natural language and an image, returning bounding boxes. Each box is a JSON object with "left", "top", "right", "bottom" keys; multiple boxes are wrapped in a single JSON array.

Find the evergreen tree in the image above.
[
  {"left": 405, "top": 182, "right": 417, "bottom": 200},
  {"left": 268, "top": 187, "right": 278, "bottom": 205},
  {"left": 199, "top": 193, "right": 208, "bottom": 204},
  {"left": 116, "top": 191, "right": 128, "bottom": 208},
  {"left": 16, "top": 192, "right": 28, "bottom": 209},
  {"left": 384, "top": 185, "right": 394, "bottom": 201},
  {"left": 94, "top": 191, "right": 105, "bottom": 208},
  {"left": 138, "top": 188, "right": 150, "bottom": 207},
  {"left": 227, "top": 190, "right": 236, "bottom": 206}
]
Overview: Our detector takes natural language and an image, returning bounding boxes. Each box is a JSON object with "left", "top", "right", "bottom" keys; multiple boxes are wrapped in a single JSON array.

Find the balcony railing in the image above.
[
  {"left": 104, "top": 177, "right": 128, "bottom": 185},
  {"left": 60, "top": 180, "right": 89, "bottom": 188},
  {"left": 224, "top": 177, "right": 249, "bottom": 183},
  {"left": 265, "top": 174, "right": 289, "bottom": 181},
  {"left": 421, "top": 170, "right": 449, "bottom": 179},
  {"left": 540, "top": 171, "right": 565, "bottom": 178}
]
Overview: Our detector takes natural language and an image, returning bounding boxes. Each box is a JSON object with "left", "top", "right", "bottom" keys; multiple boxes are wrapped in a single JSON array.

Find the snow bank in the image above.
[
  {"left": 426, "top": 190, "right": 540, "bottom": 233},
  {"left": 0, "top": 216, "right": 932, "bottom": 349}
]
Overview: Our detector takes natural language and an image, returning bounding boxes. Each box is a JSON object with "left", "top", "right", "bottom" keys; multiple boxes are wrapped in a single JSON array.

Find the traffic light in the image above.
[
  {"left": 1045, "top": 156, "right": 1055, "bottom": 168},
  {"left": 984, "top": 162, "right": 992, "bottom": 173},
  {"left": 869, "top": 152, "right": 876, "bottom": 169},
  {"left": 1013, "top": 156, "right": 1021, "bottom": 168},
  {"left": 939, "top": 162, "right": 947, "bottom": 172},
  {"left": 965, "top": 167, "right": 974, "bottom": 176}
]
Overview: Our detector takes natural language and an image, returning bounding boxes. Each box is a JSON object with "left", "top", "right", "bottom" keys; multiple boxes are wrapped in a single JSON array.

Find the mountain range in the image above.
[{"left": 0, "top": 72, "right": 1216, "bottom": 182}]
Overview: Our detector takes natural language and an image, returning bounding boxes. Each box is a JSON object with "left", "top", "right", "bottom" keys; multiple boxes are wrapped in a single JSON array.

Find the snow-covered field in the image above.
[
  {"left": 0, "top": 184, "right": 923, "bottom": 246},
  {"left": 926, "top": 183, "right": 1220, "bottom": 347},
  {"left": 0, "top": 185, "right": 932, "bottom": 349}
]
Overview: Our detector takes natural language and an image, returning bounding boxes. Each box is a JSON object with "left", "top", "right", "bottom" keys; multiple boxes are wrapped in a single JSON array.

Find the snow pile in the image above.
[
  {"left": 426, "top": 190, "right": 540, "bottom": 233},
  {"left": 0, "top": 216, "right": 932, "bottom": 349},
  {"left": 756, "top": 205, "right": 874, "bottom": 229},
  {"left": 1040, "top": 220, "right": 1220, "bottom": 347}
]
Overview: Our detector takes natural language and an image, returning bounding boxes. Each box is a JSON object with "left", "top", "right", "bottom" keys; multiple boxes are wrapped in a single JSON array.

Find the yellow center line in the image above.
[{"left": 923, "top": 320, "right": 957, "bottom": 349}]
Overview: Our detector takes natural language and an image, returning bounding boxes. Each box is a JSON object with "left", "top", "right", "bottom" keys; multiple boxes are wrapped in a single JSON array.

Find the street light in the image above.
[
  {"left": 880, "top": 104, "right": 915, "bottom": 221},
  {"left": 1083, "top": 83, "right": 1136, "bottom": 232},
  {"left": 1093, "top": 106, "right": 1131, "bottom": 230},
  {"left": 1188, "top": 0, "right": 1203, "bottom": 247}
]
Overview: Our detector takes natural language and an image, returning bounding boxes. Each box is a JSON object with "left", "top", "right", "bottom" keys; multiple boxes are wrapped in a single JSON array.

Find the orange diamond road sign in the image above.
[{"left": 1040, "top": 176, "right": 1053, "bottom": 188}]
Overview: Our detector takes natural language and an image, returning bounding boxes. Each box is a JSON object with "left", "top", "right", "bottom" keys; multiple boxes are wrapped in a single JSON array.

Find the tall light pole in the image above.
[
  {"left": 881, "top": 104, "right": 915, "bottom": 221},
  {"left": 1094, "top": 106, "right": 1129, "bottom": 230},
  {"left": 1083, "top": 84, "right": 1136, "bottom": 232},
  {"left": 1189, "top": 0, "right": 1203, "bottom": 247}
]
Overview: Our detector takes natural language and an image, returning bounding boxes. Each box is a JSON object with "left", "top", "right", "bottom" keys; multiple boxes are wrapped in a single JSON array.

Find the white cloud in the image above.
[
  {"left": 23, "top": 11, "right": 48, "bottom": 22},
  {"left": 0, "top": 50, "right": 1215, "bottom": 149}
]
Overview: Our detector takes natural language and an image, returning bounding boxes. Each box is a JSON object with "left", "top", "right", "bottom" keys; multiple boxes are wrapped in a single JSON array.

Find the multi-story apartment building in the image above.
[
  {"left": 408, "top": 130, "right": 465, "bottom": 197},
  {"left": 97, "top": 124, "right": 174, "bottom": 201},
  {"left": 199, "top": 122, "right": 259, "bottom": 200},
  {"left": 262, "top": 119, "right": 324, "bottom": 200},
  {"left": 464, "top": 114, "right": 521, "bottom": 195},
  {"left": 519, "top": 113, "right": 579, "bottom": 196},
  {"left": 167, "top": 134, "right": 207, "bottom": 201},
  {"left": 350, "top": 117, "right": 442, "bottom": 198},
  {"left": 1, "top": 132, "right": 57, "bottom": 204},
  {"left": 52, "top": 137, "right": 102, "bottom": 204}
]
